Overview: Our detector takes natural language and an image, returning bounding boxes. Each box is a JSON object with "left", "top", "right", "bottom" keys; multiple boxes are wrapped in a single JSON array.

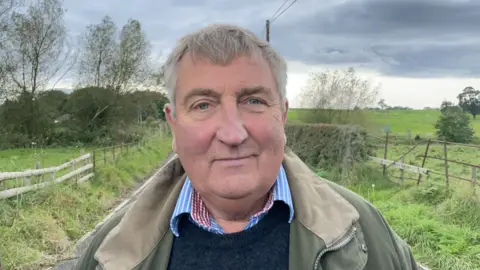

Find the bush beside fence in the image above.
[{"left": 285, "top": 123, "right": 373, "bottom": 168}]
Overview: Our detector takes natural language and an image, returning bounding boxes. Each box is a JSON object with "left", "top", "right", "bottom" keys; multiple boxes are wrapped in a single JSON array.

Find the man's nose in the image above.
[{"left": 216, "top": 105, "right": 248, "bottom": 146}]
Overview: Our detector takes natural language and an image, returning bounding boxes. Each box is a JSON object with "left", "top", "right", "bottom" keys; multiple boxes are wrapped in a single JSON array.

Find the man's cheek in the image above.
[{"left": 177, "top": 128, "right": 211, "bottom": 153}]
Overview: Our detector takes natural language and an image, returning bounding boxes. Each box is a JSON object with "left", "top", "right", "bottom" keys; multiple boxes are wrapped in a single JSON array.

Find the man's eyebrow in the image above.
[
  {"left": 182, "top": 88, "right": 220, "bottom": 107},
  {"left": 236, "top": 86, "right": 274, "bottom": 99}
]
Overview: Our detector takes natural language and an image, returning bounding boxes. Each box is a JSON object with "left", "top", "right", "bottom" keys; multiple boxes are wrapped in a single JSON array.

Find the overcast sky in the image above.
[{"left": 60, "top": 0, "right": 480, "bottom": 109}]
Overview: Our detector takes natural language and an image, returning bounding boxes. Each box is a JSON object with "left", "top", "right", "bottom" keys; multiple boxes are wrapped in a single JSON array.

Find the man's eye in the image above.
[
  {"left": 247, "top": 98, "right": 265, "bottom": 105},
  {"left": 197, "top": 103, "right": 210, "bottom": 110}
]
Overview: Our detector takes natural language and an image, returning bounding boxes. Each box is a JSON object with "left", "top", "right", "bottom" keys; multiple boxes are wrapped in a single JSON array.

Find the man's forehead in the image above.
[{"left": 179, "top": 51, "right": 264, "bottom": 66}]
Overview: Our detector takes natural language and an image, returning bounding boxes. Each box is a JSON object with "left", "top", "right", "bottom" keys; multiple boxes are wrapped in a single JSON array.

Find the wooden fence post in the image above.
[
  {"left": 72, "top": 158, "right": 77, "bottom": 185},
  {"left": 36, "top": 161, "right": 42, "bottom": 184},
  {"left": 80, "top": 150, "right": 86, "bottom": 178},
  {"left": 103, "top": 148, "right": 107, "bottom": 165},
  {"left": 417, "top": 139, "right": 431, "bottom": 186},
  {"left": 383, "top": 132, "right": 389, "bottom": 176},
  {"left": 400, "top": 157, "right": 405, "bottom": 183},
  {"left": 92, "top": 151, "right": 96, "bottom": 170},
  {"left": 472, "top": 167, "right": 477, "bottom": 194},
  {"left": 443, "top": 142, "right": 449, "bottom": 187}
]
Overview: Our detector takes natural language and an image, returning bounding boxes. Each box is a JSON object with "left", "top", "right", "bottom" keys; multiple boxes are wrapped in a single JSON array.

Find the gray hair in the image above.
[{"left": 162, "top": 23, "right": 288, "bottom": 113}]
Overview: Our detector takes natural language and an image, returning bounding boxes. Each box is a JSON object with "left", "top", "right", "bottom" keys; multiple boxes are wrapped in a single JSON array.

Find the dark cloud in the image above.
[
  {"left": 62, "top": 0, "right": 480, "bottom": 78},
  {"left": 272, "top": 0, "right": 480, "bottom": 77}
]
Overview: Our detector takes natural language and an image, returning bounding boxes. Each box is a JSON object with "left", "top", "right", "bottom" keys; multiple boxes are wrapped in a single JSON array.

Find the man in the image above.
[{"left": 75, "top": 24, "right": 419, "bottom": 270}]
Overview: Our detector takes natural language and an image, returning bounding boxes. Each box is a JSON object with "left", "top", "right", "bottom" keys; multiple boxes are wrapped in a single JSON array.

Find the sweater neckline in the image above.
[{"left": 175, "top": 202, "right": 291, "bottom": 249}]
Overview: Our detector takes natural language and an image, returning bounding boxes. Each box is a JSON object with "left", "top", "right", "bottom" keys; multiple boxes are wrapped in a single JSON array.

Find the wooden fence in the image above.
[
  {"left": 0, "top": 125, "right": 170, "bottom": 200},
  {"left": 91, "top": 123, "right": 171, "bottom": 168},
  {"left": 0, "top": 153, "right": 94, "bottom": 199},
  {"left": 92, "top": 141, "right": 145, "bottom": 168},
  {"left": 369, "top": 132, "right": 479, "bottom": 189}
]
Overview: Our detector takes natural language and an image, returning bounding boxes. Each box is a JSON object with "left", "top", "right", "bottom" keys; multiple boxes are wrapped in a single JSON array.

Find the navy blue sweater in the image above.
[{"left": 167, "top": 203, "right": 291, "bottom": 270}]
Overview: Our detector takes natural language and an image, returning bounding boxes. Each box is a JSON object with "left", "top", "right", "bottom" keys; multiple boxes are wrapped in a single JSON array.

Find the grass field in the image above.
[
  {"left": 288, "top": 108, "right": 480, "bottom": 137},
  {"left": 0, "top": 136, "right": 172, "bottom": 270},
  {"left": 322, "top": 166, "right": 480, "bottom": 270},
  {"left": 0, "top": 146, "right": 96, "bottom": 172}
]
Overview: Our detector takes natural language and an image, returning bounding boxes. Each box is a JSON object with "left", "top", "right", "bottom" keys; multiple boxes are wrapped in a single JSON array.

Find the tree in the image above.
[
  {"left": 457, "top": 86, "right": 480, "bottom": 119},
  {"left": 377, "top": 99, "right": 389, "bottom": 110},
  {"left": 77, "top": 17, "right": 153, "bottom": 91},
  {"left": 4, "top": 0, "right": 71, "bottom": 95},
  {"left": 434, "top": 101, "right": 474, "bottom": 143},
  {"left": 0, "top": 0, "right": 17, "bottom": 101},
  {"left": 99, "top": 18, "right": 151, "bottom": 92},
  {"left": 298, "top": 67, "right": 379, "bottom": 125},
  {"left": 65, "top": 87, "right": 116, "bottom": 140},
  {"left": 36, "top": 89, "right": 68, "bottom": 120},
  {"left": 1, "top": 0, "right": 72, "bottom": 137},
  {"left": 0, "top": 0, "right": 16, "bottom": 44},
  {"left": 440, "top": 100, "right": 456, "bottom": 114},
  {"left": 77, "top": 15, "right": 117, "bottom": 88}
]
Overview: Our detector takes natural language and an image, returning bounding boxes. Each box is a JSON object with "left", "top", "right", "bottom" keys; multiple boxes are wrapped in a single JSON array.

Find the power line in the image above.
[
  {"left": 270, "top": 0, "right": 298, "bottom": 23},
  {"left": 270, "top": 0, "right": 290, "bottom": 21},
  {"left": 263, "top": 0, "right": 299, "bottom": 42}
]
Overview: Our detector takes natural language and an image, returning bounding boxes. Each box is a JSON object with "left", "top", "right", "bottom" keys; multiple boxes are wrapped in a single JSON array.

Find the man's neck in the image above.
[{"left": 200, "top": 192, "right": 271, "bottom": 233}]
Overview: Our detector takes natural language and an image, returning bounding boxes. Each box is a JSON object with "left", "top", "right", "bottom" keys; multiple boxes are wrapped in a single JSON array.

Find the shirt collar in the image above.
[{"left": 170, "top": 164, "right": 295, "bottom": 236}]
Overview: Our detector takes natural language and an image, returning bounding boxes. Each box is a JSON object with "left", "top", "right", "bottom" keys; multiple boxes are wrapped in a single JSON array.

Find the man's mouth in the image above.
[{"left": 213, "top": 155, "right": 256, "bottom": 165}]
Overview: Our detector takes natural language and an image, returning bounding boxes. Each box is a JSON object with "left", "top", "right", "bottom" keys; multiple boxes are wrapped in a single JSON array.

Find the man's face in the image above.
[{"left": 166, "top": 55, "right": 288, "bottom": 203}]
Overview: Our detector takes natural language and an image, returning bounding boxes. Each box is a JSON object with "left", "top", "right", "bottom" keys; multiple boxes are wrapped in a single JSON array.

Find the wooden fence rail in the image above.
[
  {"left": 370, "top": 156, "right": 429, "bottom": 175},
  {"left": 0, "top": 153, "right": 91, "bottom": 182},
  {"left": 0, "top": 153, "right": 94, "bottom": 200}
]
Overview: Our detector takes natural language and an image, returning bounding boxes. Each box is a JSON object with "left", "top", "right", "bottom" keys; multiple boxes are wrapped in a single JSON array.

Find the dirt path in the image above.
[{"left": 49, "top": 153, "right": 175, "bottom": 270}]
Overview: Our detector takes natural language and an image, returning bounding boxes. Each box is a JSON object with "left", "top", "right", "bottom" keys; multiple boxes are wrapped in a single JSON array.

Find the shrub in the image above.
[
  {"left": 434, "top": 104, "right": 474, "bottom": 143},
  {"left": 409, "top": 182, "right": 453, "bottom": 206},
  {"left": 285, "top": 123, "right": 373, "bottom": 168}
]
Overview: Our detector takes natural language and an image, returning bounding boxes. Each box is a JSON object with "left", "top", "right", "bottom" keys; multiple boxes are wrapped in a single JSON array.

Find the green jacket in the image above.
[{"left": 75, "top": 149, "right": 419, "bottom": 270}]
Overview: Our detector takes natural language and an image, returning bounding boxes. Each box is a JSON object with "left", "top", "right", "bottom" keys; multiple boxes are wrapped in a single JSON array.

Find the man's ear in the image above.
[
  {"left": 282, "top": 100, "right": 289, "bottom": 124},
  {"left": 164, "top": 103, "right": 175, "bottom": 124},
  {"left": 164, "top": 103, "right": 177, "bottom": 152},
  {"left": 171, "top": 137, "right": 177, "bottom": 153}
]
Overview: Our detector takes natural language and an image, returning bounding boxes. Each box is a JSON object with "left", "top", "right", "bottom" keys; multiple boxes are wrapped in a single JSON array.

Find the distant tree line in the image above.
[
  {"left": 296, "top": 67, "right": 478, "bottom": 144},
  {"left": 0, "top": 0, "right": 167, "bottom": 149}
]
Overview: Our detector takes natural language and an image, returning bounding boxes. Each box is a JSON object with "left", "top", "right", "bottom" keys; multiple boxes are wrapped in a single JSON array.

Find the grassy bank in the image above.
[
  {"left": 321, "top": 165, "right": 480, "bottom": 270},
  {"left": 0, "top": 136, "right": 172, "bottom": 270}
]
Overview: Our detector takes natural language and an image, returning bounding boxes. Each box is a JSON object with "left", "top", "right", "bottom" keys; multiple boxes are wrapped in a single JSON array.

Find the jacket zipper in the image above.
[{"left": 313, "top": 226, "right": 357, "bottom": 270}]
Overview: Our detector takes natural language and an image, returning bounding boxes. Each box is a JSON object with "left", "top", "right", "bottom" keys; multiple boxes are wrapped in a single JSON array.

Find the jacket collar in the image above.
[{"left": 94, "top": 148, "right": 359, "bottom": 270}]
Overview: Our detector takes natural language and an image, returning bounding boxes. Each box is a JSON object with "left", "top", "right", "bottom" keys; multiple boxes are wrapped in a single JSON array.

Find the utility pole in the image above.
[{"left": 266, "top": 20, "right": 270, "bottom": 42}]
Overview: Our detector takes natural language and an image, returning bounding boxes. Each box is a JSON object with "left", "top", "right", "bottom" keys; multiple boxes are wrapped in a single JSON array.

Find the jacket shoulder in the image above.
[
  {"left": 324, "top": 180, "right": 419, "bottom": 270},
  {"left": 74, "top": 204, "right": 131, "bottom": 270}
]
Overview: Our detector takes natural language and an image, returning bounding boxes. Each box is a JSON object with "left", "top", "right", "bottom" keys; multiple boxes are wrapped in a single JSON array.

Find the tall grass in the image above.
[
  {"left": 0, "top": 136, "right": 172, "bottom": 270},
  {"left": 321, "top": 164, "right": 480, "bottom": 270}
]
